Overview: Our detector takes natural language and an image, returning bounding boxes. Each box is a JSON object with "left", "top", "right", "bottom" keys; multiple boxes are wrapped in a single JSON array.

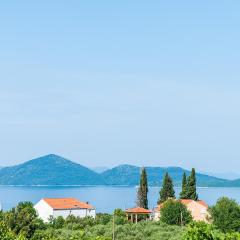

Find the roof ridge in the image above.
[{"left": 43, "top": 197, "right": 94, "bottom": 210}]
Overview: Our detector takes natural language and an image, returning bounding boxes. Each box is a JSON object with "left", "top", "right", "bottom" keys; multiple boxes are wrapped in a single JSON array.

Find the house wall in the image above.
[
  {"left": 53, "top": 208, "right": 96, "bottom": 219},
  {"left": 34, "top": 200, "right": 96, "bottom": 222},
  {"left": 153, "top": 202, "right": 209, "bottom": 223},
  {"left": 153, "top": 209, "right": 160, "bottom": 221},
  {"left": 186, "top": 202, "right": 209, "bottom": 222},
  {"left": 34, "top": 199, "right": 54, "bottom": 222}
]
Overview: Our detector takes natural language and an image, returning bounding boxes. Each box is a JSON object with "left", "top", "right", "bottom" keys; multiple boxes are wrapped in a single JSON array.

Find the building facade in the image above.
[
  {"left": 153, "top": 199, "right": 209, "bottom": 222},
  {"left": 34, "top": 198, "right": 96, "bottom": 222}
]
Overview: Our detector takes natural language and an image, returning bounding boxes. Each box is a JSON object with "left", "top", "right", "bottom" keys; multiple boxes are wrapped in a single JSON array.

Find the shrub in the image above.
[
  {"left": 3, "top": 202, "right": 43, "bottom": 238},
  {"left": 209, "top": 197, "right": 240, "bottom": 233},
  {"left": 113, "top": 209, "right": 128, "bottom": 225},
  {"left": 160, "top": 200, "right": 192, "bottom": 226},
  {"left": 95, "top": 213, "right": 112, "bottom": 225},
  {"left": 183, "top": 221, "right": 240, "bottom": 240},
  {"left": 183, "top": 222, "right": 215, "bottom": 240},
  {"left": 50, "top": 216, "right": 65, "bottom": 229},
  {"left": 0, "top": 221, "right": 16, "bottom": 240}
]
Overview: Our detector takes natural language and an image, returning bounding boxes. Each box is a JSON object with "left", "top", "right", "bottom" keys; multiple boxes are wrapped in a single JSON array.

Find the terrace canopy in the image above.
[{"left": 125, "top": 207, "right": 152, "bottom": 223}]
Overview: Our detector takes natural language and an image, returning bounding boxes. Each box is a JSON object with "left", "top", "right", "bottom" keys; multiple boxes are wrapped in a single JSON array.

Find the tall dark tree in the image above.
[
  {"left": 158, "top": 172, "right": 175, "bottom": 204},
  {"left": 136, "top": 167, "right": 148, "bottom": 209},
  {"left": 179, "top": 172, "right": 187, "bottom": 199},
  {"left": 186, "top": 168, "right": 198, "bottom": 200}
]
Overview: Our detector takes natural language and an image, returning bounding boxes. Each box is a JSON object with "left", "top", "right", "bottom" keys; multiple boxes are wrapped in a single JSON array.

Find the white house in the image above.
[{"left": 34, "top": 198, "right": 96, "bottom": 222}]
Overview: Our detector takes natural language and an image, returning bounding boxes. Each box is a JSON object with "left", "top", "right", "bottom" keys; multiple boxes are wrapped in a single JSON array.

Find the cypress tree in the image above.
[
  {"left": 186, "top": 168, "right": 198, "bottom": 200},
  {"left": 179, "top": 172, "right": 187, "bottom": 199},
  {"left": 136, "top": 167, "right": 148, "bottom": 209},
  {"left": 158, "top": 172, "right": 175, "bottom": 203}
]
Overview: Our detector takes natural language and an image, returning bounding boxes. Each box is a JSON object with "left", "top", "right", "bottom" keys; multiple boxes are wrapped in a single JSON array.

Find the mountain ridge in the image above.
[
  {"left": 0, "top": 154, "right": 238, "bottom": 187},
  {"left": 101, "top": 165, "right": 230, "bottom": 187},
  {"left": 0, "top": 154, "right": 105, "bottom": 185}
]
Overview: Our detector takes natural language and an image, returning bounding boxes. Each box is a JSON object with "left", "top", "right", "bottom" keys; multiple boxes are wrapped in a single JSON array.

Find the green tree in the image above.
[
  {"left": 136, "top": 167, "right": 148, "bottom": 209},
  {"left": 160, "top": 199, "right": 192, "bottom": 226},
  {"left": 114, "top": 209, "right": 127, "bottom": 225},
  {"left": 183, "top": 221, "right": 215, "bottom": 240},
  {"left": 209, "top": 197, "right": 240, "bottom": 233},
  {"left": 179, "top": 172, "right": 188, "bottom": 199},
  {"left": 95, "top": 213, "right": 112, "bottom": 225},
  {"left": 0, "top": 221, "right": 16, "bottom": 240},
  {"left": 186, "top": 168, "right": 198, "bottom": 200},
  {"left": 4, "top": 202, "right": 44, "bottom": 239},
  {"left": 50, "top": 216, "right": 65, "bottom": 229},
  {"left": 158, "top": 172, "right": 175, "bottom": 203}
]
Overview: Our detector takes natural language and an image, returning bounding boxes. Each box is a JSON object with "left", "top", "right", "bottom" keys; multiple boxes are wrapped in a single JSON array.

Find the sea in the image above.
[{"left": 0, "top": 186, "right": 240, "bottom": 213}]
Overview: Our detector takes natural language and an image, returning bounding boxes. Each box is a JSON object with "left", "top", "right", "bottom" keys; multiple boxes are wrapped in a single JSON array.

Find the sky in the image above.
[{"left": 0, "top": 1, "right": 239, "bottom": 173}]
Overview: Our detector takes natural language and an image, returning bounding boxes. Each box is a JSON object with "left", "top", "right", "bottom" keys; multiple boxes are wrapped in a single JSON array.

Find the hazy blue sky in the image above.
[{"left": 0, "top": 1, "right": 239, "bottom": 172}]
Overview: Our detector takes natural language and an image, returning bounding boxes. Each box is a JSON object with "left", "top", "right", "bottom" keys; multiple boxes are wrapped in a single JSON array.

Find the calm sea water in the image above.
[{"left": 0, "top": 186, "right": 240, "bottom": 213}]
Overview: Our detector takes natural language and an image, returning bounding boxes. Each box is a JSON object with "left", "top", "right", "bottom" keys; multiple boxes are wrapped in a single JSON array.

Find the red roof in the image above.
[
  {"left": 180, "top": 199, "right": 208, "bottom": 208},
  {"left": 197, "top": 200, "right": 208, "bottom": 208},
  {"left": 43, "top": 198, "right": 94, "bottom": 210},
  {"left": 180, "top": 199, "right": 193, "bottom": 205},
  {"left": 125, "top": 207, "right": 151, "bottom": 214}
]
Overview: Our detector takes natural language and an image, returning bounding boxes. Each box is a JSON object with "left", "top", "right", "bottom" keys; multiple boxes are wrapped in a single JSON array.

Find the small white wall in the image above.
[
  {"left": 87, "top": 209, "right": 96, "bottom": 218},
  {"left": 53, "top": 208, "right": 96, "bottom": 219},
  {"left": 153, "top": 210, "right": 160, "bottom": 221},
  {"left": 34, "top": 199, "right": 54, "bottom": 222}
]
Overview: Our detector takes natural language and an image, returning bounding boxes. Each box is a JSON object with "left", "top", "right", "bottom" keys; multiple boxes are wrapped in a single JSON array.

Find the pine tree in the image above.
[
  {"left": 158, "top": 172, "right": 175, "bottom": 203},
  {"left": 179, "top": 172, "right": 187, "bottom": 199},
  {"left": 186, "top": 168, "right": 198, "bottom": 200},
  {"left": 136, "top": 167, "right": 148, "bottom": 209}
]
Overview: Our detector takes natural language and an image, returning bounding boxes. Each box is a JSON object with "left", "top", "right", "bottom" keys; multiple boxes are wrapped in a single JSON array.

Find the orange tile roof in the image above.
[
  {"left": 180, "top": 199, "right": 193, "bottom": 205},
  {"left": 197, "top": 200, "right": 208, "bottom": 208},
  {"left": 180, "top": 199, "right": 208, "bottom": 208},
  {"left": 43, "top": 198, "right": 94, "bottom": 210},
  {"left": 125, "top": 207, "right": 152, "bottom": 214}
]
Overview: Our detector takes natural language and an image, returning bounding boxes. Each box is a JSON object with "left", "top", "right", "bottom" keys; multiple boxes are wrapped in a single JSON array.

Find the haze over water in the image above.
[{"left": 1, "top": 186, "right": 240, "bottom": 213}]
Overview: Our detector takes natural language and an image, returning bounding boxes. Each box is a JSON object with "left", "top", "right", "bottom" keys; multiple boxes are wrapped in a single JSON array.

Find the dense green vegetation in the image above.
[
  {"left": 209, "top": 197, "right": 240, "bottom": 233},
  {"left": 183, "top": 221, "right": 240, "bottom": 240},
  {"left": 160, "top": 200, "right": 192, "bottom": 226},
  {"left": 1, "top": 197, "right": 240, "bottom": 239},
  {"left": 0, "top": 204, "right": 185, "bottom": 240}
]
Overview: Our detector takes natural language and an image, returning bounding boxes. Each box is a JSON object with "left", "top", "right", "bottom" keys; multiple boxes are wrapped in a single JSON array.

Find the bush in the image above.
[
  {"left": 0, "top": 221, "right": 16, "bottom": 240},
  {"left": 113, "top": 209, "right": 128, "bottom": 225},
  {"left": 95, "top": 213, "right": 112, "bottom": 225},
  {"left": 64, "top": 215, "right": 95, "bottom": 230},
  {"left": 160, "top": 200, "right": 192, "bottom": 226},
  {"left": 183, "top": 221, "right": 240, "bottom": 240},
  {"left": 209, "top": 197, "right": 240, "bottom": 233},
  {"left": 50, "top": 216, "right": 65, "bottom": 229},
  {"left": 3, "top": 202, "right": 44, "bottom": 238},
  {"left": 183, "top": 222, "right": 215, "bottom": 240}
]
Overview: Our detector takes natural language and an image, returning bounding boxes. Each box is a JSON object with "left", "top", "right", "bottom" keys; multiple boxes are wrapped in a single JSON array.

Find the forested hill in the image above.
[
  {"left": 0, "top": 155, "right": 236, "bottom": 186},
  {"left": 101, "top": 165, "right": 231, "bottom": 187},
  {"left": 0, "top": 154, "right": 105, "bottom": 185}
]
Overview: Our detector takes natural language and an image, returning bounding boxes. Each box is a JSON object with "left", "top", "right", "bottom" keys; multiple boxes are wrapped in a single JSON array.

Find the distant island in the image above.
[{"left": 0, "top": 154, "right": 239, "bottom": 187}]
